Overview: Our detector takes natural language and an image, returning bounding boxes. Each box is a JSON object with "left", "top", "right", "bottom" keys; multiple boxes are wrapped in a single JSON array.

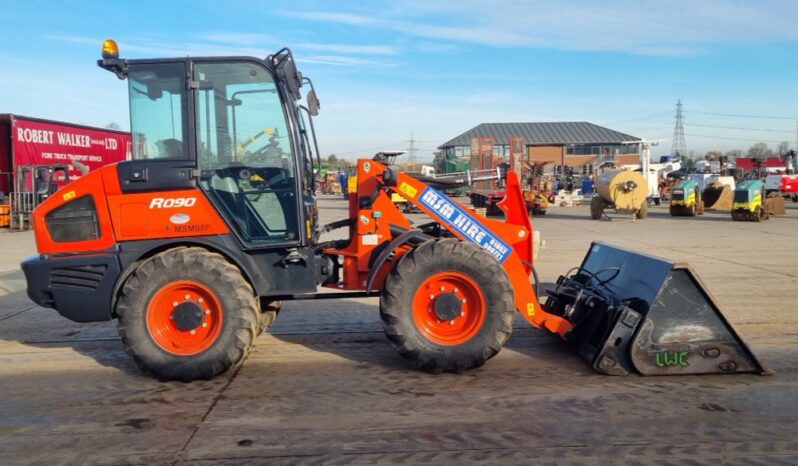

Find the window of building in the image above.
[{"left": 566, "top": 144, "right": 640, "bottom": 156}]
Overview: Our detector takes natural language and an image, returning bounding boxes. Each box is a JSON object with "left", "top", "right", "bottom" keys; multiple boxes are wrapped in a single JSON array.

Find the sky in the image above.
[{"left": 2, "top": 0, "right": 798, "bottom": 160}]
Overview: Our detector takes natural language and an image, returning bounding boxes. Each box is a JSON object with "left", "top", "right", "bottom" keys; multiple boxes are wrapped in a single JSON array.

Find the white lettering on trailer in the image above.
[
  {"left": 56, "top": 132, "right": 92, "bottom": 148},
  {"left": 149, "top": 197, "right": 197, "bottom": 209},
  {"left": 17, "top": 128, "right": 54, "bottom": 144}
]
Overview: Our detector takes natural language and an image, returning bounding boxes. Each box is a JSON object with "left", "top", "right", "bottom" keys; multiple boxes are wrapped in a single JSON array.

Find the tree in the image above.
[
  {"left": 747, "top": 142, "right": 772, "bottom": 160},
  {"left": 327, "top": 154, "right": 338, "bottom": 166},
  {"left": 777, "top": 141, "right": 790, "bottom": 156},
  {"left": 705, "top": 150, "right": 722, "bottom": 161},
  {"left": 105, "top": 122, "right": 121, "bottom": 130}
]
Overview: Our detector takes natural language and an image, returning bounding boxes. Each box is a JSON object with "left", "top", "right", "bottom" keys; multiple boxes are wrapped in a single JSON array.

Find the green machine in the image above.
[
  {"left": 732, "top": 179, "right": 768, "bottom": 222},
  {"left": 669, "top": 179, "right": 704, "bottom": 216}
]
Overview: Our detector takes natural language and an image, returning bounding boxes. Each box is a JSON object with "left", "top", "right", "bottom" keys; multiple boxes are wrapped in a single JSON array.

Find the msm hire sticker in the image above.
[{"left": 418, "top": 187, "right": 511, "bottom": 263}]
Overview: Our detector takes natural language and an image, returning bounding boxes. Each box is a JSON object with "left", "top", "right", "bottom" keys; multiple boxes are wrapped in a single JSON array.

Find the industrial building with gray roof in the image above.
[
  {"left": 439, "top": 122, "right": 640, "bottom": 148},
  {"left": 438, "top": 121, "right": 642, "bottom": 171}
]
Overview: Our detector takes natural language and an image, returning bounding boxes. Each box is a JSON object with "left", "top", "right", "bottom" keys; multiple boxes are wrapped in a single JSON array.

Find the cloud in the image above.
[
  {"left": 300, "top": 55, "right": 399, "bottom": 67},
  {"left": 49, "top": 34, "right": 398, "bottom": 67},
  {"left": 296, "top": 43, "right": 398, "bottom": 55},
  {"left": 284, "top": 0, "right": 798, "bottom": 56},
  {"left": 200, "top": 32, "right": 274, "bottom": 44}
]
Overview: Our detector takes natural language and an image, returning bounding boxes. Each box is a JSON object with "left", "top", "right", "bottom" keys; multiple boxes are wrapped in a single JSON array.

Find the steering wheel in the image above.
[
  {"left": 212, "top": 165, "right": 293, "bottom": 196},
  {"left": 237, "top": 128, "right": 282, "bottom": 159}
]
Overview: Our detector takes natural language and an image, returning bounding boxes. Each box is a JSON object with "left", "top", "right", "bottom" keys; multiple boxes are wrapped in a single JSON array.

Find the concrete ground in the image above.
[{"left": 1, "top": 196, "right": 798, "bottom": 465}]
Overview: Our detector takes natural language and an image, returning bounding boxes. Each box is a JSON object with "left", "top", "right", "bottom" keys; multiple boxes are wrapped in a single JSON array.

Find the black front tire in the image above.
[
  {"left": 380, "top": 239, "right": 516, "bottom": 373},
  {"left": 116, "top": 247, "right": 259, "bottom": 381}
]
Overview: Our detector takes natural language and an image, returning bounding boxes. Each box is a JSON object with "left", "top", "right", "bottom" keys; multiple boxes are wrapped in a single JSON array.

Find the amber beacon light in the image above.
[{"left": 101, "top": 39, "right": 119, "bottom": 59}]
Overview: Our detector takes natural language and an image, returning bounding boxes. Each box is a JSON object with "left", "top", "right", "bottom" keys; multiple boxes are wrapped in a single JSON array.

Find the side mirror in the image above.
[
  {"left": 147, "top": 86, "right": 163, "bottom": 100},
  {"left": 307, "top": 89, "right": 320, "bottom": 116},
  {"left": 72, "top": 161, "right": 90, "bottom": 176},
  {"left": 271, "top": 48, "right": 303, "bottom": 100}
]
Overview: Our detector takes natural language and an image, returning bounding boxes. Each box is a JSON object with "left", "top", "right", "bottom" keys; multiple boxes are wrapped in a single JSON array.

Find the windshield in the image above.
[
  {"left": 128, "top": 62, "right": 188, "bottom": 159},
  {"left": 194, "top": 61, "right": 299, "bottom": 244}
]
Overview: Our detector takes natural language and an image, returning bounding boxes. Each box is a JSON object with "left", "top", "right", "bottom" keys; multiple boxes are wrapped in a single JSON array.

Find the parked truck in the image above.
[{"left": 0, "top": 114, "right": 131, "bottom": 228}]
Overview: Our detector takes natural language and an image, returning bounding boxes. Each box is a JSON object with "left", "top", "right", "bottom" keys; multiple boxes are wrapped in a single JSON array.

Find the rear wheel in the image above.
[
  {"left": 380, "top": 239, "right": 515, "bottom": 373},
  {"left": 116, "top": 247, "right": 258, "bottom": 381},
  {"left": 590, "top": 196, "right": 604, "bottom": 220},
  {"left": 636, "top": 201, "right": 648, "bottom": 219},
  {"left": 257, "top": 300, "right": 281, "bottom": 336}
]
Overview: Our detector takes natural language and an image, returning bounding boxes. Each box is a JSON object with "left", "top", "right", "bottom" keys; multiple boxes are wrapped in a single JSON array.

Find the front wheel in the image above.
[
  {"left": 380, "top": 239, "right": 515, "bottom": 373},
  {"left": 116, "top": 247, "right": 259, "bottom": 381}
]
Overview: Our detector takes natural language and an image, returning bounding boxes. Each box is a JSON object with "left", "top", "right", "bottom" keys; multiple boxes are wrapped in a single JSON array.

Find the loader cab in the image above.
[{"left": 101, "top": 44, "right": 318, "bottom": 248}]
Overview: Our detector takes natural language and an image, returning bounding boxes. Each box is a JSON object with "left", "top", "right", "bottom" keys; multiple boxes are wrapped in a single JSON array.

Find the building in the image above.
[{"left": 438, "top": 121, "right": 641, "bottom": 173}]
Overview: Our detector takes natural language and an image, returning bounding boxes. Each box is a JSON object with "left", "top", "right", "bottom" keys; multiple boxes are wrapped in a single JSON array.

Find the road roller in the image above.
[
  {"left": 669, "top": 179, "right": 704, "bottom": 216},
  {"left": 590, "top": 169, "right": 649, "bottom": 220}
]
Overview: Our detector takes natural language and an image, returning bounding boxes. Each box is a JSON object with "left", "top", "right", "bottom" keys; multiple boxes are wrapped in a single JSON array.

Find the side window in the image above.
[{"left": 128, "top": 62, "right": 188, "bottom": 159}]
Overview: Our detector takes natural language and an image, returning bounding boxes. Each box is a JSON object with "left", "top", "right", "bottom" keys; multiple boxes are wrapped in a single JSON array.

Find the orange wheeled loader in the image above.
[{"left": 21, "top": 41, "right": 766, "bottom": 380}]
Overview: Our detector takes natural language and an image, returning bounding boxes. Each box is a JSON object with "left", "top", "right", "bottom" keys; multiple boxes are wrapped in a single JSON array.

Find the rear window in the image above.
[{"left": 128, "top": 62, "right": 188, "bottom": 160}]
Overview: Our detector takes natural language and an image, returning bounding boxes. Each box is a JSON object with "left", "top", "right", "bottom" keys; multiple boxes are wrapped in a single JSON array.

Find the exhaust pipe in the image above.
[{"left": 543, "top": 242, "right": 768, "bottom": 376}]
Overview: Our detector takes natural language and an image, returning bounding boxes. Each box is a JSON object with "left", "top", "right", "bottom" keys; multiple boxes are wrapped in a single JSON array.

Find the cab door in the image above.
[{"left": 193, "top": 60, "right": 303, "bottom": 247}]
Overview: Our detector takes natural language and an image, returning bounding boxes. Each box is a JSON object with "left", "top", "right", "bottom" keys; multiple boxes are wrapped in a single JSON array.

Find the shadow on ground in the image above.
[{"left": 0, "top": 269, "right": 143, "bottom": 376}]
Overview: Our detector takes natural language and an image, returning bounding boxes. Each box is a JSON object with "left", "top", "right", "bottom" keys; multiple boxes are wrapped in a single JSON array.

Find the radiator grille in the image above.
[{"left": 50, "top": 264, "right": 107, "bottom": 291}]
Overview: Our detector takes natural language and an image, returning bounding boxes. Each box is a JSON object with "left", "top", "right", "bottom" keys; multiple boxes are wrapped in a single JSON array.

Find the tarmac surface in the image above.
[{"left": 1, "top": 195, "right": 798, "bottom": 465}]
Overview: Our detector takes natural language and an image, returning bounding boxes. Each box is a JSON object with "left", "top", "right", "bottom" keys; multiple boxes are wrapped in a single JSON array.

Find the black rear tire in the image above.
[
  {"left": 590, "top": 196, "right": 604, "bottom": 220},
  {"left": 636, "top": 201, "right": 648, "bottom": 219},
  {"left": 380, "top": 239, "right": 515, "bottom": 373},
  {"left": 257, "top": 300, "right": 281, "bottom": 336},
  {"left": 116, "top": 247, "right": 258, "bottom": 381}
]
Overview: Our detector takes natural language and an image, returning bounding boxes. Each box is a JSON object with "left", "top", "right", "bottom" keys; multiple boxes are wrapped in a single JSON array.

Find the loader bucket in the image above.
[
  {"left": 702, "top": 182, "right": 733, "bottom": 210},
  {"left": 544, "top": 242, "right": 768, "bottom": 376}
]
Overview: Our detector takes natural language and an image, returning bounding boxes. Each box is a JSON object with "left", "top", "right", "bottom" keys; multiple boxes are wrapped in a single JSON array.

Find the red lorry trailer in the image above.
[{"left": 0, "top": 115, "right": 131, "bottom": 228}]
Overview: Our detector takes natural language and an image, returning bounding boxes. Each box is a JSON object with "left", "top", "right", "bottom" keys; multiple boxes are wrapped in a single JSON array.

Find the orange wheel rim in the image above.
[
  {"left": 146, "top": 280, "right": 223, "bottom": 356},
  {"left": 412, "top": 271, "right": 487, "bottom": 345}
]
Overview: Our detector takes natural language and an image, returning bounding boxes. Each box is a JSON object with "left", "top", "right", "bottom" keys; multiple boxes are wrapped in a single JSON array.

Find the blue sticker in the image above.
[{"left": 418, "top": 187, "right": 512, "bottom": 263}]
